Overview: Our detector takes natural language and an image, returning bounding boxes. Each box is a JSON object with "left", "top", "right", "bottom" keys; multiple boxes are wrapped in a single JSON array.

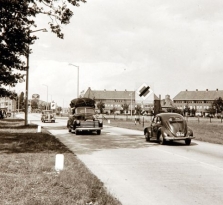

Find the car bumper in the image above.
[
  {"left": 72, "top": 127, "right": 102, "bottom": 131},
  {"left": 164, "top": 136, "right": 194, "bottom": 141}
]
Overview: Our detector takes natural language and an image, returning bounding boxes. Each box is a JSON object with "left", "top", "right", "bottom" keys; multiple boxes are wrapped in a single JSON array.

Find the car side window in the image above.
[
  {"left": 156, "top": 117, "right": 161, "bottom": 124},
  {"left": 152, "top": 116, "right": 157, "bottom": 123}
]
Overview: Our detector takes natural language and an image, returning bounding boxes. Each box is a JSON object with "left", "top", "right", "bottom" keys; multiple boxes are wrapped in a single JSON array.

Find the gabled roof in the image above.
[
  {"left": 173, "top": 90, "right": 223, "bottom": 101},
  {"left": 84, "top": 87, "right": 159, "bottom": 100}
]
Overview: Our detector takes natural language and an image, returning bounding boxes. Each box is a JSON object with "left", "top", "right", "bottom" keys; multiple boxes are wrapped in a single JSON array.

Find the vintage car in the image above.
[
  {"left": 41, "top": 110, "right": 55, "bottom": 123},
  {"left": 144, "top": 113, "right": 194, "bottom": 145},
  {"left": 67, "top": 98, "right": 103, "bottom": 135}
]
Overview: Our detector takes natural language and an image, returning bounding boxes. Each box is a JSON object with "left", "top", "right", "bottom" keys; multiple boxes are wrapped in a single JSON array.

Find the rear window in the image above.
[
  {"left": 168, "top": 117, "right": 183, "bottom": 123},
  {"left": 76, "top": 107, "right": 95, "bottom": 114}
]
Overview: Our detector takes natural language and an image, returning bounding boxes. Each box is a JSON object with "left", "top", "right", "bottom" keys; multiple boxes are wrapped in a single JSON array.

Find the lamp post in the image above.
[
  {"left": 69, "top": 63, "right": 79, "bottom": 98},
  {"left": 42, "top": 84, "right": 48, "bottom": 110},
  {"left": 129, "top": 92, "right": 133, "bottom": 119},
  {"left": 25, "top": 28, "right": 47, "bottom": 125}
]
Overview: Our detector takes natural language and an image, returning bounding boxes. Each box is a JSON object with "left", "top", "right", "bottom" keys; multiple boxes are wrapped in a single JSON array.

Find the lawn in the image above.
[
  {"left": 104, "top": 117, "right": 223, "bottom": 145},
  {"left": 1, "top": 117, "right": 223, "bottom": 205},
  {"left": 0, "top": 119, "right": 121, "bottom": 205}
]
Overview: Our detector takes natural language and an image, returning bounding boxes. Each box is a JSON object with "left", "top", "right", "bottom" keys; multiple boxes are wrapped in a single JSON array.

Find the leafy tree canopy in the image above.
[
  {"left": 212, "top": 97, "right": 223, "bottom": 113},
  {"left": 97, "top": 101, "right": 105, "bottom": 114},
  {"left": 0, "top": 0, "right": 86, "bottom": 98}
]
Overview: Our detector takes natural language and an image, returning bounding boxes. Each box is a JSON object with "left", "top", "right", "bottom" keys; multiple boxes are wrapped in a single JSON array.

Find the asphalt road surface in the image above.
[{"left": 19, "top": 113, "right": 223, "bottom": 205}]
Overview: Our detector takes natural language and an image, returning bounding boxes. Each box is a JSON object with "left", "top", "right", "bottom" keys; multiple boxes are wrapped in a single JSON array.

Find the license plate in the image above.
[{"left": 176, "top": 132, "right": 184, "bottom": 137}]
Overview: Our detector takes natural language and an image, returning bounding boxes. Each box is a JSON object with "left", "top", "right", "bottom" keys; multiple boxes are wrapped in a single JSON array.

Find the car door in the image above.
[{"left": 152, "top": 116, "right": 162, "bottom": 138}]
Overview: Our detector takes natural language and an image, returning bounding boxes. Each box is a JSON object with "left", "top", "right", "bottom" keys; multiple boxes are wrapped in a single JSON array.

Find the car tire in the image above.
[
  {"left": 97, "top": 130, "right": 101, "bottom": 135},
  {"left": 159, "top": 135, "right": 165, "bottom": 145},
  {"left": 68, "top": 128, "right": 71, "bottom": 133},
  {"left": 185, "top": 139, "right": 191, "bottom": 145},
  {"left": 145, "top": 131, "right": 151, "bottom": 142},
  {"left": 76, "top": 130, "right": 79, "bottom": 135}
]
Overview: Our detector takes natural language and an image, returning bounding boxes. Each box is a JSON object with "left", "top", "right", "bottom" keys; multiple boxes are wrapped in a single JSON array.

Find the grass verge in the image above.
[
  {"left": 0, "top": 119, "right": 121, "bottom": 205},
  {"left": 104, "top": 118, "right": 223, "bottom": 145}
]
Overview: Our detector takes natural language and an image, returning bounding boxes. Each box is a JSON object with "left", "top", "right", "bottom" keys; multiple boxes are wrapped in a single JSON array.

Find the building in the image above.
[
  {"left": 173, "top": 89, "right": 223, "bottom": 113},
  {"left": 0, "top": 97, "right": 16, "bottom": 112},
  {"left": 83, "top": 87, "right": 159, "bottom": 114}
]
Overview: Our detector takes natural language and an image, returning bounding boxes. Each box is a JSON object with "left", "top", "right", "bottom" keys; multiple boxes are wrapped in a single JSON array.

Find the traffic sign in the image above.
[
  {"left": 136, "top": 83, "right": 153, "bottom": 100},
  {"left": 51, "top": 102, "right": 56, "bottom": 110}
]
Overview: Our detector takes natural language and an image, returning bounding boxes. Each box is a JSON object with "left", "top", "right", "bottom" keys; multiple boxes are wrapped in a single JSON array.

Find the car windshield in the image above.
[{"left": 76, "top": 107, "right": 95, "bottom": 115}]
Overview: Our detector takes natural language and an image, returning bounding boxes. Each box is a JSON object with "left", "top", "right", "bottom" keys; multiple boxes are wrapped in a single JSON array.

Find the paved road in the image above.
[{"left": 19, "top": 113, "right": 223, "bottom": 205}]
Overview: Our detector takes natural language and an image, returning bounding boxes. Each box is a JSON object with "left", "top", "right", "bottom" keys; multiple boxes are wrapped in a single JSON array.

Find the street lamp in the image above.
[
  {"left": 42, "top": 84, "right": 48, "bottom": 110},
  {"left": 129, "top": 92, "right": 134, "bottom": 119},
  {"left": 25, "top": 28, "right": 47, "bottom": 125},
  {"left": 69, "top": 63, "right": 79, "bottom": 98}
]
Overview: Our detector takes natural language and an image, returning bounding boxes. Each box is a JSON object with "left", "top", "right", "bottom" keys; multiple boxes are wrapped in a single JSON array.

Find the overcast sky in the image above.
[{"left": 15, "top": 0, "right": 223, "bottom": 107}]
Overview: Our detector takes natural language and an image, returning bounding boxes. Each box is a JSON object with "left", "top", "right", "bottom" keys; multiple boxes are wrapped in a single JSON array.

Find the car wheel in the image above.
[
  {"left": 97, "top": 130, "right": 101, "bottom": 135},
  {"left": 185, "top": 139, "right": 191, "bottom": 145},
  {"left": 76, "top": 130, "right": 79, "bottom": 135},
  {"left": 145, "top": 131, "right": 151, "bottom": 142},
  {"left": 159, "top": 135, "right": 165, "bottom": 145}
]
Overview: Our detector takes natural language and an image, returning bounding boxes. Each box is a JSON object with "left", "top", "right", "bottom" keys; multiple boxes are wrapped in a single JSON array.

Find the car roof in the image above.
[{"left": 156, "top": 113, "right": 183, "bottom": 120}]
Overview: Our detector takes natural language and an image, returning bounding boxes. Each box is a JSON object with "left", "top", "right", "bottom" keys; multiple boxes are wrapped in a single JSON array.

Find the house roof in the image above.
[
  {"left": 84, "top": 87, "right": 159, "bottom": 100},
  {"left": 173, "top": 89, "right": 223, "bottom": 101}
]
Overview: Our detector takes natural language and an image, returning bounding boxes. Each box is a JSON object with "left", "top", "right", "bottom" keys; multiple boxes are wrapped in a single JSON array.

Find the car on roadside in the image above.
[
  {"left": 144, "top": 113, "right": 194, "bottom": 145},
  {"left": 41, "top": 110, "right": 55, "bottom": 123}
]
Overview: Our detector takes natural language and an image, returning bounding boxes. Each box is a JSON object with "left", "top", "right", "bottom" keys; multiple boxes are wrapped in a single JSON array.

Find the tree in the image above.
[
  {"left": 212, "top": 97, "right": 223, "bottom": 113},
  {"left": 135, "top": 105, "right": 142, "bottom": 116},
  {"left": 31, "top": 99, "right": 38, "bottom": 110},
  {"left": 121, "top": 103, "right": 129, "bottom": 119},
  {"left": 111, "top": 106, "right": 117, "bottom": 119},
  {"left": 121, "top": 103, "right": 129, "bottom": 114},
  {"left": 0, "top": 0, "right": 86, "bottom": 97},
  {"left": 97, "top": 101, "right": 105, "bottom": 114},
  {"left": 17, "top": 92, "right": 25, "bottom": 111}
]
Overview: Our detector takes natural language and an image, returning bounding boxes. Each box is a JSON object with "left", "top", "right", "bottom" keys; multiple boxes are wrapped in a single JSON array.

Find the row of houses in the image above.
[
  {"left": 83, "top": 87, "right": 223, "bottom": 114},
  {"left": 173, "top": 89, "right": 222, "bottom": 111},
  {"left": 1, "top": 88, "right": 222, "bottom": 114},
  {"left": 0, "top": 97, "right": 17, "bottom": 113}
]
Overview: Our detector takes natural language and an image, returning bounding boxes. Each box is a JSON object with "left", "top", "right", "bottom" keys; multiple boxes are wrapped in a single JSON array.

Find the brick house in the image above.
[
  {"left": 83, "top": 87, "right": 159, "bottom": 114},
  {"left": 0, "top": 97, "right": 16, "bottom": 112},
  {"left": 173, "top": 89, "right": 223, "bottom": 113}
]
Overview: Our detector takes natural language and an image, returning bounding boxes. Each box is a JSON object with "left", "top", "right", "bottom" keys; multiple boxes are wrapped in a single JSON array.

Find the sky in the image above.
[{"left": 14, "top": 0, "right": 223, "bottom": 108}]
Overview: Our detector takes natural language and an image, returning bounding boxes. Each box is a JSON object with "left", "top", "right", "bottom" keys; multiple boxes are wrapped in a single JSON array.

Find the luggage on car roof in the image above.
[{"left": 70, "top": 98, "right": 95, "bottom": 108}]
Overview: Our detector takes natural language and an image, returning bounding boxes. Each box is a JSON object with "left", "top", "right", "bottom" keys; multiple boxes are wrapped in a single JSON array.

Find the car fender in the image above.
[{"left": 144, "top": 127, "right": 151, "bottom": 135}]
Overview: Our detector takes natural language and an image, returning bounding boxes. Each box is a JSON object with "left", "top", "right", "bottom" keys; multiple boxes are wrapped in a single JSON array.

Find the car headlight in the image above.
[
  {"left": 163, "top": 131, "right": 170, "bottom": 137},
  {"left": 187, "top": 129, "right": 193, "bottom": 136}
]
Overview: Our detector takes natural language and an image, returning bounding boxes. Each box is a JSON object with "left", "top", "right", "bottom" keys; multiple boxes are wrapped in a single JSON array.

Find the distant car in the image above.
[
  {"left": 144, "top": 113, "right": 194, "bottom": 145},
  {"left": 41, "top": 110, "right": 55, "bottom": 123},
  {"left": 217, "top": 113, "right": 222, "bottom": 119},
  {"left": 195, "top": 112, "right": 203, "bottom": 117}
]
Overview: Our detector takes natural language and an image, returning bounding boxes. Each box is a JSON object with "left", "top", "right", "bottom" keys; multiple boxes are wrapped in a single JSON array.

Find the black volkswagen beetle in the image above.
[{"left": 144, "top": 113, "right": 194, "bottom": 145}]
